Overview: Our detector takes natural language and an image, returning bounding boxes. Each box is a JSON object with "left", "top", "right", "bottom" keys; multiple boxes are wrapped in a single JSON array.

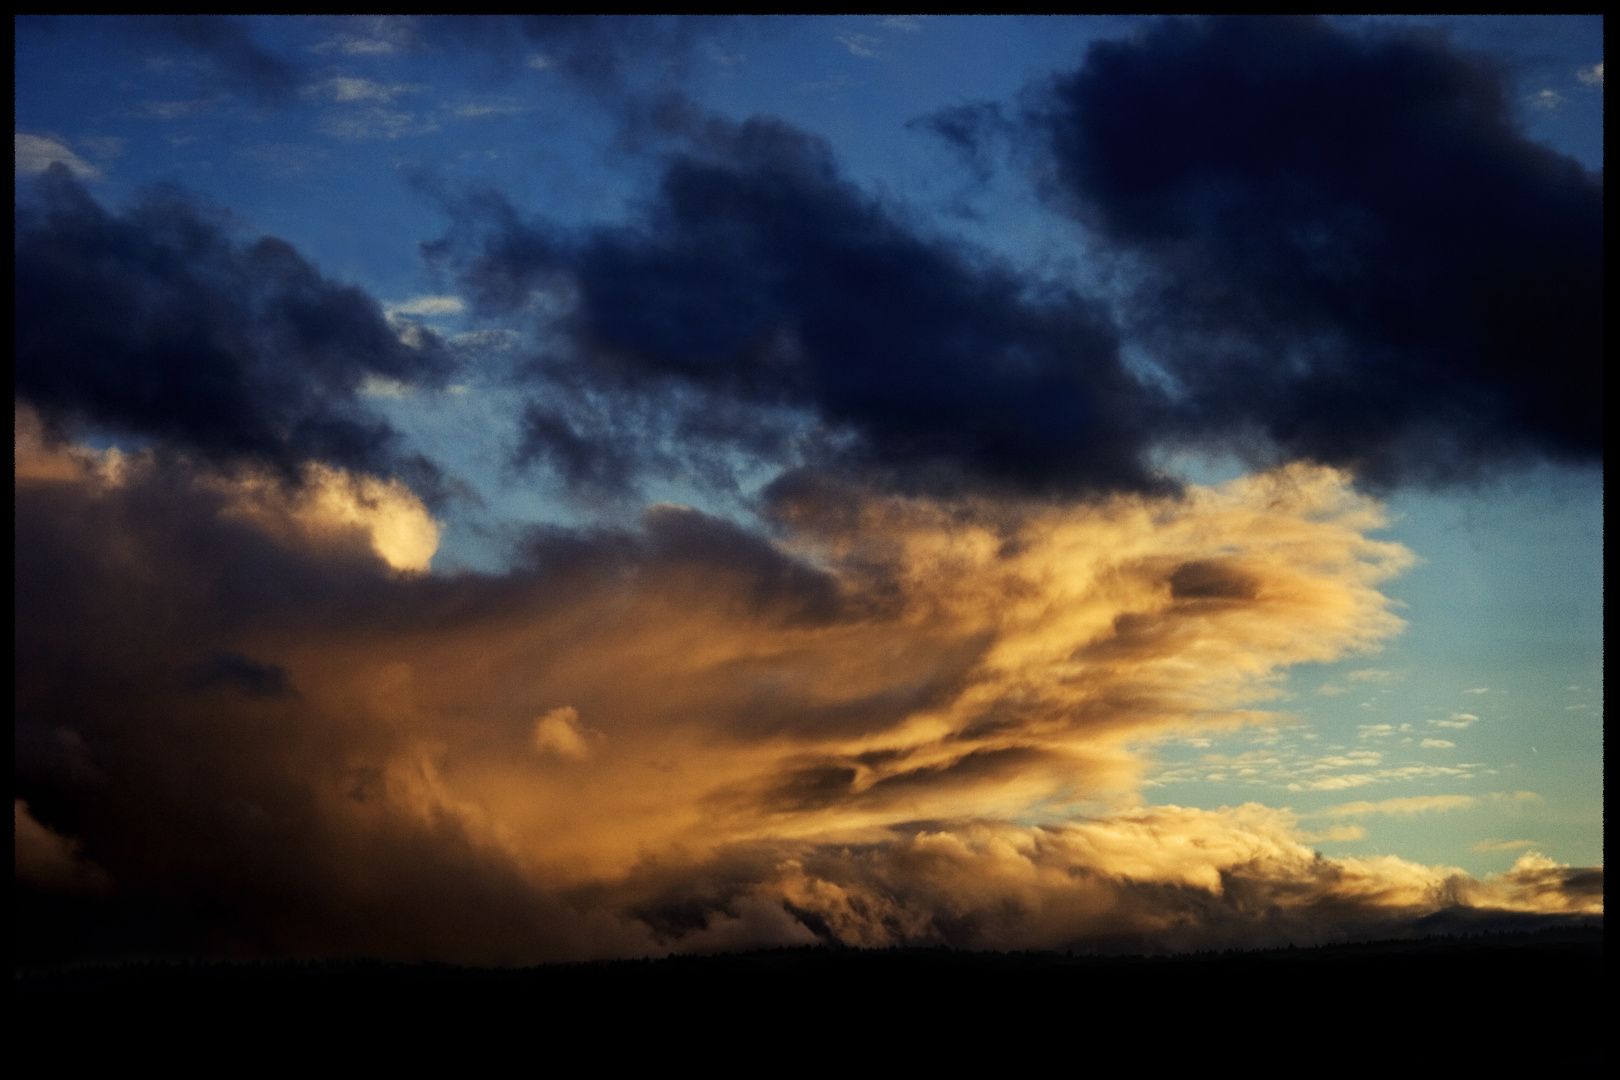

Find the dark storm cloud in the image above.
[
  {"left": 15, "top": 167, "right": 452, "bottom": 480},
  {"left": 1033, "top": 15, "right": 1603, "bottom": 485},
  {"left": 445, "top": 115, "right": 1164, "bottom": 498}
]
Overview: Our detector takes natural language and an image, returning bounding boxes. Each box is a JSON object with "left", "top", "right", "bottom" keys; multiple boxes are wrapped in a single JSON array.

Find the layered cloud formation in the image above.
[
  {"left": 15, "top": 16, "right": 1601, "bottom": 962},
  {"left": 15, "top": 415, "right": 1598, "bottom": 962}
]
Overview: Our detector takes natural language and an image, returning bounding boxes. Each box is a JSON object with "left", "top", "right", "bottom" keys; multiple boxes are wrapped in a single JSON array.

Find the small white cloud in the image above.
[
  {"left": 1420, "top": 738, "right": 1456, "bottom": 749},
  {"left": 1357, "top": 724, "right": 1395, "bottom": 740},
  {"left": 1577, "top": 62, "right": 1603, "bottom": 87},
  {"left": 1316, "top": 683, "right": 1347, "bottom": 696},
  {"left": 528, "top": 54, "right": 553, "bottom": 70},
  {"left": 1528, "top": 88, "right": 1567, "bottom": 110},
  {"left": 1348, "top": 668, "right": 1399, "bottom": 684},
  {"left": 881, "top": 16, "right": 923, "bottom": 31},
  {"left": 1433, "top": 712, "right": 1478, "bottom": 729},
  {"left": 1463, "top": 687, "right": 1491, "bottom": 694},
  {"left": 359, "top": 375, "right": 412, "bottom": 399},
  {"left": 449, "top": 102, "right": 530, "bottom": 120},
  {"left": 1472, "top": 838, "right": 1538, "bottom": 853},
  {"left": 534, "top": 706, "right": 594, "bottom": 760},
  {"left": 835, "top": 33, "right": 880, "bottom": 58},
  {"left": 388, "top": 295, "right": 465, "bottom": 317},
  {"left": 15, "top": 134, "right": 100, "bottom": 179},
  {"left": 311, "top": 77, "right": 419, "bottom": 104}
]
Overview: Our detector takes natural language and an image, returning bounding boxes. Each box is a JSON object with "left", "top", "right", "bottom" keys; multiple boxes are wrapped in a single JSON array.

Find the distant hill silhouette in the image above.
[{"left": 17, "top": 925, "right": 1602, "bottom": 1068}]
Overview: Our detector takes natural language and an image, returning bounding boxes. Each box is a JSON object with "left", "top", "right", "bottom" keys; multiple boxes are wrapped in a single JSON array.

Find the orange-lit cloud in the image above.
[{"left": 13, "top": 416, "right": 1599, "bottom": 962}]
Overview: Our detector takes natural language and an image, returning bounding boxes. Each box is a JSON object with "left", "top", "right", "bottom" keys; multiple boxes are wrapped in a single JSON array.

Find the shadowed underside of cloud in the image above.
[
  {"left": 15, "top": 427, "right": 1597, "bottom": 964},
  {"left": 15, "top": 168, "right": 451, "bottom": 483},
  {"left": 1035, "top": 15, "right": 1602, "bottom": 486}
]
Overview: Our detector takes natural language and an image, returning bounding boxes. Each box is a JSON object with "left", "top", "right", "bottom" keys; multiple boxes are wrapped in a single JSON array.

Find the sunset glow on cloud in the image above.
[{"left": 16, "top": 16, "right": 1600, "bottom": 963}]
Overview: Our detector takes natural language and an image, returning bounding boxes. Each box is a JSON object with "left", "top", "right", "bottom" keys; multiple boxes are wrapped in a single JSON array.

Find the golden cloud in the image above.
[{"left": 13, "top": 427, "right": 1598, "bottom": 962}]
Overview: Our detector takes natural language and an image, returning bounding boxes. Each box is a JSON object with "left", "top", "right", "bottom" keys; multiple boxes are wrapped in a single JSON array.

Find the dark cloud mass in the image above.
[
  {"left": 449, "top": 117, "right": 1163, "bottom": 498},
  {"left": 1037, "top": 15, "right": 1603, "bottom": 485},
  {"left": 15, "top": 167, "right": 451, "bottom": 479}
]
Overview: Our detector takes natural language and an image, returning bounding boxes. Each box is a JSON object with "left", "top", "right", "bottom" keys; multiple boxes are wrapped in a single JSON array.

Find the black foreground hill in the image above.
[{"left": 16, "top": 927, "right": 1602, "bottom": 1067}]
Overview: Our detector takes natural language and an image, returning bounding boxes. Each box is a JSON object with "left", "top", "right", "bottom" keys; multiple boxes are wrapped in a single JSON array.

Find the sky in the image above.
[{"left": 14, "top": 15, "right": 1602, "bottom": 964}]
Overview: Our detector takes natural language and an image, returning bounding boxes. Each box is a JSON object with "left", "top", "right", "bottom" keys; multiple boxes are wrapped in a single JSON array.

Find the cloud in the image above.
[
  {"left": 1472, "top": 838, "right": 1537, "bottom": 853},
  {"left": 317, "top": 108, "right": 437, "bottom": 141},
  {"left": 23, "top": 444, "right": 1591, "bottom": 964},
  {"left": 130, "top": 16, "right": 304, "bottom": 103},
  {"left": 15, "top": 800, "right": 111, "bottom": 895},
  {"left": 420, "top": 16, "right": 741, "bottom": 96},
  {"left": 1033, "top": 15, "right": 1603, "bottom": 486},
  {"left": 389, "top": 295, "right": 467, "bottom": 317},
  {"left": 1420, "top": 738, "right": 1455, "bottom": 749},
  {"left": 1576, "top": 62, "right": 1602, "bottom": 86},
  {"left": 1433, "top": 713, "right": 1477, "bottom": 729},
  {"left": 14, "top": 134, "right": 100, "bottom": 179},
  {"left": 835, "top": 33, "right": 880, "bottom": 59},
  {"left": 438, "top": 113, "right": 1163, "bottom": 500},
  {"left": 1527, "top": 88, "right": 1566, "bottom": 110},
  {"left": 1313, "top": 795, "right": 1476, "bottom": 818},
  {"left": 14, "top": 168, "right": 451, "bottom": 481},
  {"left": 307, "top": 76, "right": 420, "bottom": 104},
  {"left": 313, "top": 17, "right": 420, "bottom": 57},
  {"left": 534, "top": 707, "right": 594, "bottom": 760}
]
